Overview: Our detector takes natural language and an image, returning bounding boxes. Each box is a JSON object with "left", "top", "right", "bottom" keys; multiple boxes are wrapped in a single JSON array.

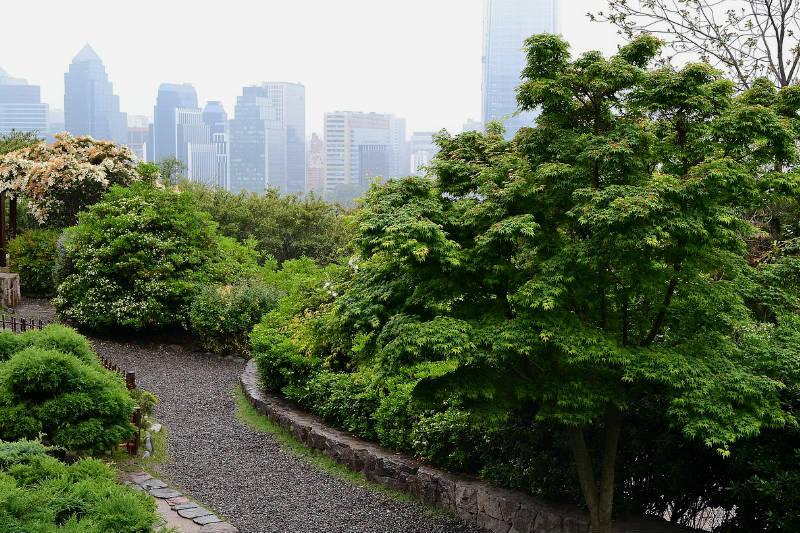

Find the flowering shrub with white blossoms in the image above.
[{"left": 0, "top": 133, "right": 139, "bottom": 227}]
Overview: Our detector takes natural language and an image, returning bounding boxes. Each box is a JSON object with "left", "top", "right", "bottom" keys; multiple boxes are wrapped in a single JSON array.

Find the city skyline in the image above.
[{"left": 0, "top": 0, "right": 623, "bottom": 137}]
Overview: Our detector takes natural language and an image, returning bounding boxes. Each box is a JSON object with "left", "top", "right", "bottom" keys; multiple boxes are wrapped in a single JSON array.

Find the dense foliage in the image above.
[
  {"left": 52, "top": 182, "right": 262, "bottom": 330},
  {"left": 8, "top": 228, "right": 60, "bottom": 297},
  {"left": 0, "top": 133, "right": 140, "bottom": 227},
  {"left": 253, "top": 35, "right": 800, "bottom": 532},
  {"left": 181, "top": 182, "right": 350, "bottom": 265},
  {"left": 190, "top": 282, "right": 283, "bottom": 356},
  {"left": 0, "top": 439, "right": 159, "bottom": 532},
  {"left": 0, "top": 326, "right": 134, "bottom": 454}
]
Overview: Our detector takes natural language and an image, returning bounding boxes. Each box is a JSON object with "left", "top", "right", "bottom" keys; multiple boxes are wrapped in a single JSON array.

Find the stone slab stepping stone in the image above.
[
  {"left": 198, "top": 523, "right": 239, "bottom": 533},
  {"left": 141, "top": 478, "right": 166, "bottom": 490},
  {"left": 177, "top": 506, "right": 213, "bottom": 519},
  {"left": 194, "top": 514, "right": 222, "bottom": 525},
  {"left": 172, "top": 502, "right": 199, "bottom": 511},
  {"left": 149, "top": 488, "right": 183, "bottom": 499},
  {"left": 150, "top": 423, "right": 162, "bottom": 433},
  {"left": 166, "top": 496, "right": 189, "bottom": 506},
  {"left": 130, "top": 472, "right": 152, "bottom": 484}
]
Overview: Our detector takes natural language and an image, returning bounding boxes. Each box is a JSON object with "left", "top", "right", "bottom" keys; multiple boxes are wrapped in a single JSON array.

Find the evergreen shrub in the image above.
[{"left": 8, "top": 228, "right": 60, "bottom": 297}]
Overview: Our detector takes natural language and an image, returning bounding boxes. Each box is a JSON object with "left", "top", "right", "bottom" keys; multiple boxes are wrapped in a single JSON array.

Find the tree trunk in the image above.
[{"left": 566, "top": 405, "right": 623, "bottom": 533}]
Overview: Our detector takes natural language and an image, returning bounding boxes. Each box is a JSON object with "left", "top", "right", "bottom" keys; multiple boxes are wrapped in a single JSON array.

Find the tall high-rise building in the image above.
[
  {"left": 229, "top": 86, "right": 270, "bottom": 195},
  {"left": 482, "top": 0, "right": 558, "bottom": 139},
  {"left": 0, "top": 67, "right": 49, "bottom": 137},
  {"left": 203, "top": 102, "right": 228, "bottom": 189},
  {"left": 323, "top": 111, "right": 407, "bottom": 194},
  {"left": 153, "top": 83, "right": 198, "bottom": 161},
  {"left": 64, "top": 45, "right": 127, "bottom": 143},
  {"left": 409, "top": 131, "right": 440, "bottom": 177},
  {"left": 463, "top": 118, "right": 483, "bottom": 133},
  {"left": 47, "top": 109, "right": 65, "bottom": 142},
  {"left": 228, "top": 83, "right": 305, "bottom": 195},
  {"left": 305, "top": 133, "right": 325, "bottom": 193}
]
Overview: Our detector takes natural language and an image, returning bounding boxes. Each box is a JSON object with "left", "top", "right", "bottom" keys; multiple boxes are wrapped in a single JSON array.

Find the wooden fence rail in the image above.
[{"left": 0, "top": 314, "right": 47, "bottom": 332}]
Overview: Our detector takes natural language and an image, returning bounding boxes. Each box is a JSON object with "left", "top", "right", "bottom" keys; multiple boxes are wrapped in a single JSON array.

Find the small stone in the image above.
[
  {"left": 142, "top": 450, "right": 151, "bottom": 458},
  {"left": 150, "top": 423, "right": 162, "bottom": 433},
  {"left": 172, "top": 503, "right": 199, "bottom": 511},
  {"left": 193, "top": 514, "right": 222, "bottom": 525},
  {"left": 178, "top": 506, "right": 214, "bottom": 519},
  {"left": 145, "top": 433, "right": 153, "bottom": 453},
  {"left": 231, "top": 357, "right": 246, "bottom": 364},
  {"left": 167, "top": 344, "right": 182, "bottom": 352},
  {"left": 141, "top": 478, "right": 166, "bottom": 490},
  {"left": 149, "top": 488, "right": 182, "bottom": 499},
  {"left": 166, "top": 496, "right": 189, "bottom": 506}
]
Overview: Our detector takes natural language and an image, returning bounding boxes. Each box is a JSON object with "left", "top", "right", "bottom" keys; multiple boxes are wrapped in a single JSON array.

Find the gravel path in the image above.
[{"left": 93, "top": 340, "right": 483, "bottom": 533}]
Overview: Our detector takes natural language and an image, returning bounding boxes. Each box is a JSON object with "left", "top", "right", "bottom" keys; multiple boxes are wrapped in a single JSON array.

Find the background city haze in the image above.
[{"left": 0, "top": 0, "right": 622, "bottom": 134}]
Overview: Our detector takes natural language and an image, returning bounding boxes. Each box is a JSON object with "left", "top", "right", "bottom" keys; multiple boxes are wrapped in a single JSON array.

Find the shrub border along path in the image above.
[{"left": 240, "top": 360, "right": 701, "bottom": 533}]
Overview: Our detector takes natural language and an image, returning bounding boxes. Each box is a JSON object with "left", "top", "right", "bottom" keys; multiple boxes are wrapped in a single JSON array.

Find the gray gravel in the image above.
[{"left": 93, "top": 340, "right": 483, "bottom": 533}]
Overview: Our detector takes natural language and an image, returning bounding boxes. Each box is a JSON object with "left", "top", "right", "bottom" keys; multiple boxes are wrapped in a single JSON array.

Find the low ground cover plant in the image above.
[
  {"left": 0, "top": 325, "right": 134, "bottom": 454},
  {"left": 0, "top": 439, "right": 159, "bottom": 532},
  {"left": 8, "top": 228, "right": 60, "bottom": 297}
]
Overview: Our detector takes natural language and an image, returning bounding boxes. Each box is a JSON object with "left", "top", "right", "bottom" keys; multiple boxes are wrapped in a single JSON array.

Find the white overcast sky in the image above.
[{"left": 1, "top": 0, "right": 623, "bottom": 136}]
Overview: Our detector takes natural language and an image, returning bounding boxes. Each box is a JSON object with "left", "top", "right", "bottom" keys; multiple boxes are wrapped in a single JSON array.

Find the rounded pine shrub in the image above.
[
  {"left": 0, "top": 347, "right": 133, "bottom": 454},
  {"left": 52, "top": 182, "right": 260, "bottom": 330},
  {"left": 8, "top": 228, "right": 60, "bottom": 297},
  {"left": 0, "top": 324, "right": 96, "bottom": 364},
  {"left": 190, "top": 282, "right": 282, "bottom": 356}
]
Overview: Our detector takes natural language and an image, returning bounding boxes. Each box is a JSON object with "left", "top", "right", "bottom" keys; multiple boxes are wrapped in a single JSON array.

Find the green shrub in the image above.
[
  {"left": 190, "top": 282, "right": 282, "bottom": 356},
  {"left": 8, "top": 228, "right": 60, "bottom": 297},
  {"left": 52, "top": 182, "right": 262, "bottom": 330},
  {"left": 0, "top": 346, "right": 133, "bottom": 453},
  {"left": 181, "top": 181, "right": 351, "bottom": 265},
  {"left": 129, "top": 389, "right": 158, "bottom": 418},
  {"left": 0, "top": 439, "right": 159, "bottom": 533}
]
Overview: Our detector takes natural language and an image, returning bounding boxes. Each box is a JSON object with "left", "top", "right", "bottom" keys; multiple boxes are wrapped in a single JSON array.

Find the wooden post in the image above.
[
  {"left": 0, "top": 191, "right": 6, "bottom": 268},
  {"left": 8, "top": 197, "right": 16, "bottom": 242},
  {"left": 125, "top": 371, "right": 136, "bottom": 390}
]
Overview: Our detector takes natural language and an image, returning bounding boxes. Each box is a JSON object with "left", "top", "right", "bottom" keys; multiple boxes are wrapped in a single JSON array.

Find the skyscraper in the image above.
[
  {"left": 229, "top": 86, "right": 270, "bottom": 195},
  {"left": 0, "top": 68, "right": 48, "bottom": 137},
  {"left": 228, "top": 83, "right": 305, "bottom": 195},
  {"left": 64, "top": 45, "right": 127, "bottom": 144},
  {"left": 482, "top": 0, "right": 558, "bottom": 139},
  {"left": 127, "top": 115, "right": 149, "bottom": 161},
  {"left": 323, "top": 111, "right": 407, "bottom": 194},
  {"left": 153, "top": 83, "right": 198, "bottom": 161},
  {"left": 203, "top": 102, "right": 228, "bottom": 189}
]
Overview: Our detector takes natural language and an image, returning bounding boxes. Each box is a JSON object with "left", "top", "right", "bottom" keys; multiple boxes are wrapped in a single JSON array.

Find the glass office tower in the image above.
[{"left": 482, "top": 0, "right": 558, "bottom": 139}]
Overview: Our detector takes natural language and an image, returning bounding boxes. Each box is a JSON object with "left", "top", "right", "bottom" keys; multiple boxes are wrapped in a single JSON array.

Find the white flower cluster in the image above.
[{"left": 0, "top": 133, "right": 139, "bottom": 225}]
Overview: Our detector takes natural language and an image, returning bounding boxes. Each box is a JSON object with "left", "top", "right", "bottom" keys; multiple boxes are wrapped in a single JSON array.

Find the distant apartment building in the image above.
[
  {"left": 409, "top": 131, "right": 440, "bottom": 177},
  {"left": 305, "top": 133, "right": 325, "bottom": 193},
  {"left": 127, "top": 115, "right": 149, "bottom": 161},
  {"left": 64, "top": 45, "right": 127, "bottom": 144},
  {"left": 228, "top": 83, "right": 305, "bottom": 195},
  {"left": 0, "top": 67, "right": 49, "bottom": 137},
  {"left": 323, "top": 111, "right": 408, "bottom": 194},
  {"left": 482, "top": 0, "right": 558, "bottom": 139}
]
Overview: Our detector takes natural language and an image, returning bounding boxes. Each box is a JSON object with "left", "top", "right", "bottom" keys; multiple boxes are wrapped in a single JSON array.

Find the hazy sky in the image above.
[{"left": 1, "top": 0, "right": 623, "bottom": 136}]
